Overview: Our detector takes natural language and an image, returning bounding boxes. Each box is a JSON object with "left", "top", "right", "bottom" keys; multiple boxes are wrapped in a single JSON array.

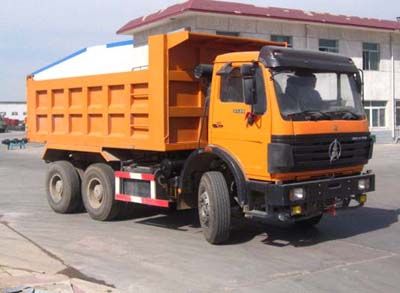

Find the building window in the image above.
[
  {"left": 363, "top": 43, "right": 380, "bottom": 70},
  {"left": 220, "top": 68, "right": 243, "bottom": 103},
  {"left": 216, "top": 31, "right": 240, "bottom": 37},
  {"left": 271, "top": 35, "right": 293, "bottom": 47},
  {"left": 396, "top": 101, "right": 400, "bottom": 127},
  {"left": 364, "top": 101, "right": 386, "bottom": 128},
  {"left": 0, "top": 112, "right": 5, "bottom": 117},
  {"left": 319, "top": 39, "right": 339, "bottom": 53},
  {"left": 11, "top": 112, "right": 18, "bottom": 116},
  {"left": 23, "top": 112, "right": 27, "bottom": 116}
]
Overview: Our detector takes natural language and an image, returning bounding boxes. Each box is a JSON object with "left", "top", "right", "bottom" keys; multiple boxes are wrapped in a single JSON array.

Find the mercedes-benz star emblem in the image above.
[{"left": 328, "top": 139, "right": 342, "bottom": 163}]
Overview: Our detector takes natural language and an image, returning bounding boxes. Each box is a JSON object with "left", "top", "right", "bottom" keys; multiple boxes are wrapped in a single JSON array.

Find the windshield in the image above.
[{"left": 272, "top": 70, "right": 365, "bottom": 121}]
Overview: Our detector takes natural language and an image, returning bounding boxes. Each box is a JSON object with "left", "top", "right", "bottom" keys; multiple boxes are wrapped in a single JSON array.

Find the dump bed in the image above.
[{"left": 27, "top": 31, "right": 278, "bottom": 154}]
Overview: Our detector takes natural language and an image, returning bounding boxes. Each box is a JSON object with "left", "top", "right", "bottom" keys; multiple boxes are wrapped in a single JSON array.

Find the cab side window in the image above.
[{"left": 220, "top": 68, "right": 243, "bottom": 103}]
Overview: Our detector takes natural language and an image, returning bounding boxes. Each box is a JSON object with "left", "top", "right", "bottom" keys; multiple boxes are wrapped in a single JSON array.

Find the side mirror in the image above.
[
  {"left": 241, "top": 64, "right": 256, "bottom": 105},
  {"left": 240, "top": 64, "right": 255, "bottom": 76},
  {"left": 355, "top": 71, "right": 362, "bottom": 92},
  {"left": 242, "top": 77, "right": 256, "bottom": 105},
  {"left": 240, "top": 64, "right": 267, "bottom": 116},
  {"left": 355, "top": 69, "right": 364, "bottom": 105},
  {"left": 194, "top": 64, "right": 213, "bottom": 80},
  {"left": 217, "top": 63, "right": 233, "bottom": 76}
]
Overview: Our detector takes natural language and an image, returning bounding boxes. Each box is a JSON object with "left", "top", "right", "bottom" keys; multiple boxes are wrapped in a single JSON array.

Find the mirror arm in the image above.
[{"left": 245, "top": 111, "right": 258, "bottom": 126}]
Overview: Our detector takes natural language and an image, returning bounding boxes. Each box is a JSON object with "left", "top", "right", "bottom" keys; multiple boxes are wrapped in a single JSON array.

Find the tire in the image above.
[
  {"left": 198, "top": 171, "right": 231, "bottom": 244},
  {"left": 46, "top": 161, "right": 82, "bottom": 213},
  {"left": 294, "top": 214, "right": 323, "bottom": 228},
  {"left": 81, "top": 163, "right": 120, "bottom": 221}
]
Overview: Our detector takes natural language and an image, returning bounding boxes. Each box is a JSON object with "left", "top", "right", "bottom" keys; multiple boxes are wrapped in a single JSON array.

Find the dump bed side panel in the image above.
[
  {"left": 27, "top": 69, "right": 167, "bottom": 151},
  {"left": 27, "top": 33, "right": 172, "bottom": 153}
]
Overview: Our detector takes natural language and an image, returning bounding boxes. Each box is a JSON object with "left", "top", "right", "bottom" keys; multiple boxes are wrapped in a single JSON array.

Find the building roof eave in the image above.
[{"left": 116, "top": 0, "right": 400, "bottom": 35}]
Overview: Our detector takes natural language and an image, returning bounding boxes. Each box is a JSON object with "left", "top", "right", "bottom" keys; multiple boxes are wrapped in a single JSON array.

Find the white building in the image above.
[
  {"left": 117, "top": 0, "right": 400, "bottom": 143},
  {"left": 0, "top": 101, "right": 27, "bottom": 121}
]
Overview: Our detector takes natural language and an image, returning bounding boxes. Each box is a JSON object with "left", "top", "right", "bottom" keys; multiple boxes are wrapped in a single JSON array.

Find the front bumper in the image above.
[{"left": 247, "top": 172, "right": 375, "bottom": 221}]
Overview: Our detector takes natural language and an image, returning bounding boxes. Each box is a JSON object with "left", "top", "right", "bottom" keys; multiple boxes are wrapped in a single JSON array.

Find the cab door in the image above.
[{"left": 209, "top": 63, "right": 269, "bottom": 179}]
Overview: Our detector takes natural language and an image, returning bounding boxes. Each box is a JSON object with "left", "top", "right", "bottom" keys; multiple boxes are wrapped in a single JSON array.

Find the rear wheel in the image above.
[
  {"left": 46, "top": 161, "right": 82, "bottom": 213},
  {"left": 198, "top": 171, "right": 231, "bottom": 244},
  {"left": 82, "top": 163, "right": 120, "bottom": 221}
]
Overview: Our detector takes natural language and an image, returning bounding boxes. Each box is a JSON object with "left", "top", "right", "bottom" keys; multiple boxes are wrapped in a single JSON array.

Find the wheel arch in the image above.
[
  {"left": 178, "top": 146, "right": 248, "bottom": 209},
  {"left": 42, "top": 148, "right": 114, "bottom": 170}
]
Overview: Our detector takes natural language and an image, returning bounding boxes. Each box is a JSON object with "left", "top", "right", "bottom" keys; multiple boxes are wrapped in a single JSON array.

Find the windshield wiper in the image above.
[
  {"left": 326, "top": 110, "right": 361, "bottom": 120},
  {"left": 285, "top": 110, "right": 332, "bottom": 121}
]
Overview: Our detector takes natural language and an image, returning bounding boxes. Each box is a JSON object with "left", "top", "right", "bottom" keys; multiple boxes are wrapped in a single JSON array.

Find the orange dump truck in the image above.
[{"left": 27, "top": 31, "right": 375, "bottom": 244}]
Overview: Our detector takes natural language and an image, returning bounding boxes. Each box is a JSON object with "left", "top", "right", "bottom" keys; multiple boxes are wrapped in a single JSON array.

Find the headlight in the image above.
[
  {"left": 289, "top": 187, "right": 305, "bottom": 201},
  {"left": 358, "top": 179, "right": 370, "bottom": 190}
]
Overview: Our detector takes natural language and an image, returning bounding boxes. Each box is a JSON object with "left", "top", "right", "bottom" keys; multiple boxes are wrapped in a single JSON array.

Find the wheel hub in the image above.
[
  {"left": 199, "top": 191, "right": 210, "bottom": 227},
  {"left": 49, "top": 174, "right": 63, "bottom": 202},
  {"left": 93, "top": 184, "right": 104, "bottom": 201},
  {"left": 87, "top": 178, "right": 104, "bottom": 209},
  {"left": 55, "top": 180, "right": 63, "bottom": 194}
]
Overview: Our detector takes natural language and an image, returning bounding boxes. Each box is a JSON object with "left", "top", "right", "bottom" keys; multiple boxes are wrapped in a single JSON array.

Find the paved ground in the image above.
[{"left": 0, "top": 131, "right": 400, "bottom": 292}]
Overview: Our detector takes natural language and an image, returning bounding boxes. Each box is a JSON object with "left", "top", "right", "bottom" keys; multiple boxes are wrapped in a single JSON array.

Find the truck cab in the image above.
[{"left": 195, "top": 45, "right": 374, "bottom": 230}]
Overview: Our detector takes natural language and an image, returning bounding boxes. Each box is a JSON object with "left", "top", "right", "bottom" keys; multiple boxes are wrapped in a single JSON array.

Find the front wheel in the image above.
[{"left": 198, "top": 171, "right": 231, "bottom": 244}]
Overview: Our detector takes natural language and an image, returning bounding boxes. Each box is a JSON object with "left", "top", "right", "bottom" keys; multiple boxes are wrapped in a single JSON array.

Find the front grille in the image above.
[{"left": 271, "top": 132, "right": 373, "bottom": 172}]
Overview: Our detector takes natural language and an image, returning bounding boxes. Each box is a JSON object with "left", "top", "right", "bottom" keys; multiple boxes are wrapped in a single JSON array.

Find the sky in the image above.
[{"left": 1, "top": 0, "right": 399, "bottom": 101}]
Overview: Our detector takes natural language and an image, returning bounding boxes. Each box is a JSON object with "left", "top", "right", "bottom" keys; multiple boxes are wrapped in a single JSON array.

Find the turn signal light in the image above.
[
  {"left": 291, "top": 205, "right": 302, "bottom": 215},
  {"left": 358, "top": 194, "right": 367, "bottom": 204}
]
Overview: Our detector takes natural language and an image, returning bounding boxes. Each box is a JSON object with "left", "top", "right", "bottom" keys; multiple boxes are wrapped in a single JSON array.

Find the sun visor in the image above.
[{"left": 259, "top": 46, "right": 358, "bottom": 73}]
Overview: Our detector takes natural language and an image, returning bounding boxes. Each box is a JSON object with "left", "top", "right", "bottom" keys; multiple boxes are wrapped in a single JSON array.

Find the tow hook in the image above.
[{"left": 326, "top": 204, "right": 337, "bottom": 216}]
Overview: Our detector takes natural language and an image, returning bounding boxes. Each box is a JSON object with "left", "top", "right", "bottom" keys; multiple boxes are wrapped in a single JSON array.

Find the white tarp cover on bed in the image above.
[{"left": 32, "top": 40, "right": 148, "bottom": 80}]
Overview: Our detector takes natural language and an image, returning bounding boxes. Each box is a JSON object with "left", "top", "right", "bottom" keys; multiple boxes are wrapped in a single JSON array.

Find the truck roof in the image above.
[{"left": 216, "top": 44, "right": 359, "bottom": 74}]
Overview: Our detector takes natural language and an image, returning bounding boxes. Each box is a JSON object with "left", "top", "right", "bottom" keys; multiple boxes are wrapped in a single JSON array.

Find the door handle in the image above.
[{"left": 212, "top": 122, "right": 224, "bottom": 128}]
